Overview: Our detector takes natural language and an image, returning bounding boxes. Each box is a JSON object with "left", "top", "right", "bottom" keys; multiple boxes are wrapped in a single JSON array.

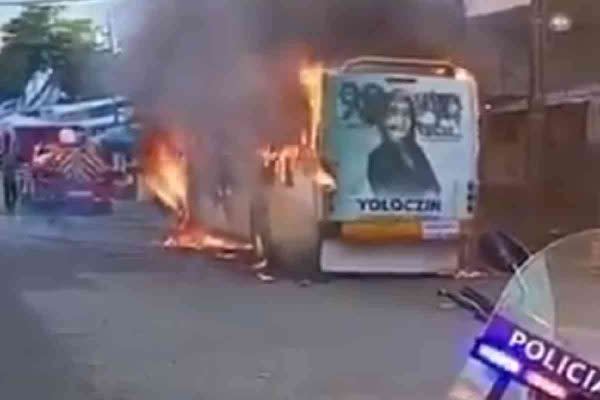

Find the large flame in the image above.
[
  {"left": 257, "top": 61, "right": 336, "bottom": 191},
  {"left": 300, "top": 62, "right": 336, "bottom": 190},
  {"left": 141, "top": 59, "right": 333, "bottom": 276},
  {"left": 299, "top": 62, "right": 324, "bottom": 150},
  {"left": 141, "top": 132, "right": 190, "bottom": 225},
  {"left": 141, "top": 130, "right": 256, "bottom": 263}
]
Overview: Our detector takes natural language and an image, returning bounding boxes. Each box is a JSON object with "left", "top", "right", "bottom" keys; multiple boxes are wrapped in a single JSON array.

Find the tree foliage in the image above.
[{"left": 0, "top": 5, "right": 97, "bottom": 100}]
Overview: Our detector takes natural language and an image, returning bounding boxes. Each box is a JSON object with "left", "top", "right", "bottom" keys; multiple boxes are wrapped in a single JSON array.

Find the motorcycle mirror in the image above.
[{"left": 478, "top": 231, "right": 530, "bottom": 274}]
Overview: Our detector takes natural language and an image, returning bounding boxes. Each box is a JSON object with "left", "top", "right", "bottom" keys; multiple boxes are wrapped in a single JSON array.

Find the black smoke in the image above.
[
  {"left": 119, "top": 0, "right": 466, "bottom": 141},
  {"left": 118, "top": 0, "right": 470, "bottom": 206}
]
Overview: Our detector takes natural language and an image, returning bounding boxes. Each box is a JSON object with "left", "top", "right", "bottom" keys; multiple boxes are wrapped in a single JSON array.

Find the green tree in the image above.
[{"left": 0, "top": 5, "right": 97, "bottom": 100}]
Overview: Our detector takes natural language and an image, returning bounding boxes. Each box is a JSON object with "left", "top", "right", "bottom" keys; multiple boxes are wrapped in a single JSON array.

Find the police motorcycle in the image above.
[{"left": 442, "top": 230, "right": 600, "bottom": 400}]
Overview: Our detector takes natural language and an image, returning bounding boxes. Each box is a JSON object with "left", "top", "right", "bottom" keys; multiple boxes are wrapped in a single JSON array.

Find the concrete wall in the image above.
[{"left": 479, "top": 102, "right": 599, "bottom": 247}]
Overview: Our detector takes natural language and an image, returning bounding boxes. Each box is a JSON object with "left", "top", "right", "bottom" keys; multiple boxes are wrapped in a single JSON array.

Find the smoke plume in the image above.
[
  {"left": 120, "top": 0, "right": 464, "bottom": 139},
  {"left": 118, "top": 0, "right": 467, "bottom": 205}
]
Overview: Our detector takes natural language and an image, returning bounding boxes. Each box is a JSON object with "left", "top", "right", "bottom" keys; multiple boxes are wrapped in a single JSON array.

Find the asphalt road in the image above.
[{"left": 0, "top": 201, "right": 503, "bottom": 400}]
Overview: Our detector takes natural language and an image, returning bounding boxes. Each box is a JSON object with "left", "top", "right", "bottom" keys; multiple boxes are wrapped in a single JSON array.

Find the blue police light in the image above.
[
  {"left": 476, "top": 343, "right": 522, "bottom": 374},
  {"left": 475, "top": 342, "right": 569, "bottom": 399}
]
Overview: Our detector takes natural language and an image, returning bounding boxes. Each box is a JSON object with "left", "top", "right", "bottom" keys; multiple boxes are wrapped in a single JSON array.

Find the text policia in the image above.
[{"left": 508, "top": 329, "right": 600, "bottom": 394}]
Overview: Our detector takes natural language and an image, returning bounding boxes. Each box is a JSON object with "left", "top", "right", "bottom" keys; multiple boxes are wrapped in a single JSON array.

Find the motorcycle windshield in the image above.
[{"left": 449, "top": 230, "right": 600, "bottom": 400}]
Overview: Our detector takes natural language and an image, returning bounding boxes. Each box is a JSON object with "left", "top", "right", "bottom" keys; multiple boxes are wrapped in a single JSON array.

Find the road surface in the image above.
[{"left": 0, "top": 201, "right": 501, "bottom": 400}]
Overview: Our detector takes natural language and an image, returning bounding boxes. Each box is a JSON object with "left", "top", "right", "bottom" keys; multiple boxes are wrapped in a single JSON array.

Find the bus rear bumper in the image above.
[{"left": 320, "top": 237, "right": 461, "bottom": 275}]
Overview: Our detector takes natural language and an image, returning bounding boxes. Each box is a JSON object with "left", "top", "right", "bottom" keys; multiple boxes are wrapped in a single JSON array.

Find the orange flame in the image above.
[
  {"left": 163, "top": 221, "right": 252, "bottom": 253},
  {"left": 257, "top": 61, "right": 336, "bottom": 191},
  {"left": 141, "top": 130, "right": 255, "bottom": 263},
  {"left": 313, "top": 167, "right": 336, "bottom": 190},
  {"left": 299, "top": 62, "right": 324, "bottom": 150},
  {"left": 141, "top": 132, "right": 190, "bottom": 225},
  {"left": 299, "top": 62, "right": 336, "bottom": 190}
]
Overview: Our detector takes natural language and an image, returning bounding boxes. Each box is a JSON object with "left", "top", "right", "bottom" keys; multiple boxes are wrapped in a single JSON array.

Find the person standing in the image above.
[{"left": 1, "top": 128, "right": 19, "bottom": 214}]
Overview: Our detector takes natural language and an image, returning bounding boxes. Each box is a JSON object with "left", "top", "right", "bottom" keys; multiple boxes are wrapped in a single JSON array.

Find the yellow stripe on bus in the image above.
[
  {"left": 341, "top": 221, "right": 422, "bottom": 243},
  {"left": 340, "top": 220, "right": 469, "bottom": 243}
]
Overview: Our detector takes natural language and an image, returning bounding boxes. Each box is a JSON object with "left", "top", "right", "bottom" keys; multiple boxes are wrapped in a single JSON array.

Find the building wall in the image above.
[{"left": 480, "top": 102, "right": 597, "bottom": 245}]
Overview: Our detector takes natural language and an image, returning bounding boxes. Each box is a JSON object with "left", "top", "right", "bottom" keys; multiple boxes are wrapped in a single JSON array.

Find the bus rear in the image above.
[{"left": 319, "top": 57, "right": 479, "bottom": 274}]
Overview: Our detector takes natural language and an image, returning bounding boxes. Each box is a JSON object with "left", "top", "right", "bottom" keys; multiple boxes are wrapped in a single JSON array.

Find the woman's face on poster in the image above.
[
  {"left": 448, "top": 99, "right": 461, "bottom": 119},
  {"left": 385, "top": 98, "right": 412, "bottom": 142}
]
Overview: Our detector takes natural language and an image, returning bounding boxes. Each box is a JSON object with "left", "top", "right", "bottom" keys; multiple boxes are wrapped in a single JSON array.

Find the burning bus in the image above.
[{"left": 143, "top": 57, "right": 480, "bottom": 276}]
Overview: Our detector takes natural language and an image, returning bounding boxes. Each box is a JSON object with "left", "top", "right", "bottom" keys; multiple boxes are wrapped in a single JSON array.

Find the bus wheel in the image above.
[
  {"left": 270, "top": 238, "right": 321, "bottom": 281},
  {"left": 270, "top": 222, "right": 324, "bottom": 282},
  {"left": 251, "top": 201, "right": 323, "bottom": 281}
]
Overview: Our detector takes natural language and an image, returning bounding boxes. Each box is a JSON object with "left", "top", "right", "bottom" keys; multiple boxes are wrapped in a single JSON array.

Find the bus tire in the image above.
[
  {"left": 251, "top": 198, "right": 324, "bottom": 281},
  {"left": 271, "top": 234, "right": 322, "bottom": 281}
]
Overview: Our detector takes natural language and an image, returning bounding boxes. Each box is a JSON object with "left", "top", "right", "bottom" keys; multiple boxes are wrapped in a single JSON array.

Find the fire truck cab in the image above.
[
  {"left": 203, "top": 57, "right": 480, "bottom": 276},
  {"left": 23, "top": 128, "right": 114, "bottom": 214}
]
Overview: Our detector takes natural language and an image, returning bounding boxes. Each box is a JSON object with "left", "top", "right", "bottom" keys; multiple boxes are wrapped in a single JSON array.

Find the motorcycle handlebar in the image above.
[
  {"left": 460, "top": 286, "right": 495, "bottom": 316},
  {"left": 437, "top": 289, "right": 489, "bottom": 323}
]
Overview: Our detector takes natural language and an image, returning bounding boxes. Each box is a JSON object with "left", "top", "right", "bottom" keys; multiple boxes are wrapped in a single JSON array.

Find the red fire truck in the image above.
[{"left": 21, "top": 128, "right": 115, "bottom": 214}]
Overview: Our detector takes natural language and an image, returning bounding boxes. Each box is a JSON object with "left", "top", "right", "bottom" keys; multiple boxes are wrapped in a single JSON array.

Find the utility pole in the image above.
[
  {"left": 525, "top": 0, "right": 547, "bottom": 243},
  {"left": 527, "top": 0, "right": 547, "bottom": 233},
  {"left": 529, "top": 0, "right": 546, "bottom": 114}
]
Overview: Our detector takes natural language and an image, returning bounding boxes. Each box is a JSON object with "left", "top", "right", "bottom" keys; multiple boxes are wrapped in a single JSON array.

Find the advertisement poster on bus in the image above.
[{"left": 325, "top": 74, "right": 477, "bottom": 221}]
